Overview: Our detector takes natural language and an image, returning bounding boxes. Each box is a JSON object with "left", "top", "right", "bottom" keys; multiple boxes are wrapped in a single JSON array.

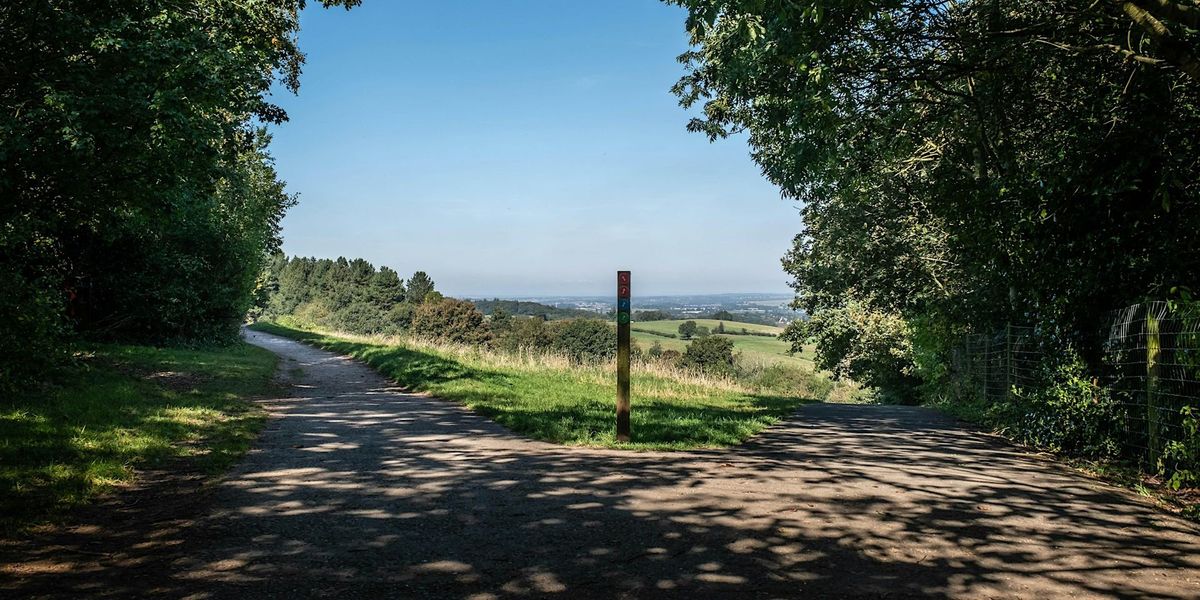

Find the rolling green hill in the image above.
[
  {"left": 634, "top": 319, "right": 783, "bottom": 337},
  {"left": 630, "top": 319, "right": 813, "bottom": 369}
]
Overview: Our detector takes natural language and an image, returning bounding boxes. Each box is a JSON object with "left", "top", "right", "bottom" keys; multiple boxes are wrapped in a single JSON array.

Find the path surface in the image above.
[{"left": 5, "top": 329, "right": 1200, "bottom": 599}]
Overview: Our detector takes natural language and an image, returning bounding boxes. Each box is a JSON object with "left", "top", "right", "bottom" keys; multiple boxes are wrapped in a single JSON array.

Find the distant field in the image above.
[
  {"left": 251, "top": 322, "right": 823, "bottom": 450},
  {"left": 631, "top": 319, "right": 814, "bottom": 369},
  {"left": 635, "top": 319, "right": 783, "bottom": 336}
]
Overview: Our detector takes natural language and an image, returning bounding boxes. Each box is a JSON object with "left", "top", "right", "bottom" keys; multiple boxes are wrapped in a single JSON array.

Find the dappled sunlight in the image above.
[{"left": 6, "top": 330, "right": 1200, "bottom": 598}]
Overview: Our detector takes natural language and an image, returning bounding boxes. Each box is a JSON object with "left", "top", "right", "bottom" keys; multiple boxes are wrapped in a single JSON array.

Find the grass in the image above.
[
  {"left": 250, "top": 321, "right": 821, "bottom": 451},
  {"left": 631, "top": 319, "right": 815, "bottom": 368},
  {"left": 635, "top": 319, "right": 784, "bottom": 336},
  {"left": 0, "top": 342, "right": 277, "bottom": 533}
]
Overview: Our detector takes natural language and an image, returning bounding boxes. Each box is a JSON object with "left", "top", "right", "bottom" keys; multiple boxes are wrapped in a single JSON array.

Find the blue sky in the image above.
[{"left": 268, "top": 0, "right": 799, "bottom": 297}]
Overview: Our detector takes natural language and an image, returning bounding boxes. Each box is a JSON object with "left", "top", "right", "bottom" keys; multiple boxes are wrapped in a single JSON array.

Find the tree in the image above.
[
  {"left": 715, "top": 321, "right": 726, "bottom": 334},
  {"left": 406, "top": 271, "right": 437, "bottom": 305},
  {"left": 368, "top": 267, "right": 406, "bottom": 312},
  {"left": 411, "top": 298, "right": 491, "bottom": 345},
  {"left": 647, "top": 340, "right": 665, "bottom": 359},
  {"left": 0, "top": 1, "right": 362, "bottom": 387},
  {"left": 681, "top": 336, "right": 736, "bottom": 375},
  {"left": 666, "top": 0, "right": 1200, "bottom": 393},
  {"left": 635, "top": 310, "right": 673, "bottom": 321},
  {"left": 694, "top": 325, "right": 711, "bottom": 338},
  {"left": 711, "top": 310, "right": 734, "bottom": 321},
  {"left": 489, "top": 307, "right": 513, "bottom": 332},
  {"left": 678, "top": 320, "right": 699, "bottom": 340}
]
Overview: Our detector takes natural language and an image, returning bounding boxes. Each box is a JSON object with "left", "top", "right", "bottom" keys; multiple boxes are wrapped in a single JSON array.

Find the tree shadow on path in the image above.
[{"left": 3, "top": 331, "right": 1199, "bottom": 599}]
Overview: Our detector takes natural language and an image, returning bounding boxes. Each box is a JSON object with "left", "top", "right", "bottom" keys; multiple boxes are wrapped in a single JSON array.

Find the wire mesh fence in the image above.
[
  {"left": 1104, "top": 301, "right": 1200, "bottom": 469},
  {"left": 950, "top": 303, "right": 1200, "bottom": 472}
]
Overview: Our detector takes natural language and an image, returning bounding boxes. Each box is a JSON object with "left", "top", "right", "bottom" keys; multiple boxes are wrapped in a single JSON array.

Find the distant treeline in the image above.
[
  {"left": 635, "top": 309, "right": 781, "bottom": 328},
  {"left": 257, "top": 255, "right": 763, "bottom": 376},
  {"left": 471, "top": 299, "right": 599, "bottom": 321},
  {"left": 260, "top": 254, "right": 440, "bottom": 335}
]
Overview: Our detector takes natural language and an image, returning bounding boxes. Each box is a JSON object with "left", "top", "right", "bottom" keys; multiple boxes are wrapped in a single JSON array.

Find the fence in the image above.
[{"left": 950, "top": 302, "right": 1200, "bottom": 470}]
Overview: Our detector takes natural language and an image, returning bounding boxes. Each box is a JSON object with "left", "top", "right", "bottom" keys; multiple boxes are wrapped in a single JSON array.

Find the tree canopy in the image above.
[
  {"left": 1, "top": 1, "right": 360, "bottom": 392},
  {"left": 667, "top": 0, "right": 1200, "bottom": 391}
]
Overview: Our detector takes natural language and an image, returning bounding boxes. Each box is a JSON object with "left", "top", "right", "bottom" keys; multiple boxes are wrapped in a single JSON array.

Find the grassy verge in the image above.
[
  {"left": 0, "top": 342, "right": 277, "bottom": 533},
  {"left": 250, "top": 321, "right": 821, "bottom": 450}
]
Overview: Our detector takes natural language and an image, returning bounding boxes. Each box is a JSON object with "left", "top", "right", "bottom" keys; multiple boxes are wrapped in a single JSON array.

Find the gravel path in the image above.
[{"left": 5, "top": 329, "right": 1200, "bottom": 599}]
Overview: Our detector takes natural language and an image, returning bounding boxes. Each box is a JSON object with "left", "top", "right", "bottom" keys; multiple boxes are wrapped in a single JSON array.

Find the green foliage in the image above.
[
  {"left": 667, "top": 0, "right": 1200, "bottom": 401},
  {"left": 250, "top": 322, "right": 817, "bottom": 450},
  {"left": 1, "top": 341, "right": 276, "bottom": 532},
  {"left": 473, "top": 298, "right": 598, "bottom": 321},
  {"left": 0, "top": 268, "right": 68, "bottom": 397},
  {"left": 329, "top": 301, "right": 386, "bottom": 335},
  {"left": 636, "top": 310, "right": 674, "bottom": 322},
  {"left": 785, "top": 304, "right": 917, "bottom": 401},
  {"left": 0, "top": 1, "right": 360, "bottom": 386},
  {"left": 681, "top": 336, "right": 736, "bottom": 375},
  {"left": 1161, "top": 406, "right": 1200, "bottom": 491},
  {"left": 678, "top": 320, "right": 699, "bottom": 340},
  {"left": 405, "top": 271, "right": 437, "bottom": 305},
  {"left": 1002, "top": 354, "right": 1125, "bottom": 459},
  {"left": 492, "top": 316, "right": 555, "bottom": 353},
  {"left": 410, "top": 298, "right": 492, "bottom": 345},
  {"left": 547, "top": 319, "right": 616, "bottom": 363},
  {"left": 710, "top": 310, "right": 735, "bottom": 321},
  {"left": 262, "top": 255, "right": 430, "bottom": 335}
]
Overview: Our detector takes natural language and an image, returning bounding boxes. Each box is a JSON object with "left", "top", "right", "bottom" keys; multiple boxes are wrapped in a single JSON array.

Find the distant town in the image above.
[{"left": 466, "top": 293, "right": 802, "bottom": 327}]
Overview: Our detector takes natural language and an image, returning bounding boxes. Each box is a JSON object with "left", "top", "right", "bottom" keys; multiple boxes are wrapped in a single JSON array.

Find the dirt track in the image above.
[{"left": 4, "top": 328, "right": 1200, "bottom": 599}]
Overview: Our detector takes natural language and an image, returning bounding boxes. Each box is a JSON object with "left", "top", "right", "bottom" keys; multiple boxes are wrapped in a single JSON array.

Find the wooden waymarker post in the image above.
[{"left": 616, "top": 270, "right": 631, "bottom": 442}]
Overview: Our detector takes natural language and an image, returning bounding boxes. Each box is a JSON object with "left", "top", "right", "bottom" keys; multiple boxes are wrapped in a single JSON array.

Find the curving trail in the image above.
[{"left": 4, "top": 328, "right": 1200, "bottom": 599}]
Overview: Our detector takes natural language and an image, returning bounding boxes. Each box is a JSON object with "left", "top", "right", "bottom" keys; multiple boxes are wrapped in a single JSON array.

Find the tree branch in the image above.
[{"left": 1118, "top": 1, "right": 1200, "bottom": 80}]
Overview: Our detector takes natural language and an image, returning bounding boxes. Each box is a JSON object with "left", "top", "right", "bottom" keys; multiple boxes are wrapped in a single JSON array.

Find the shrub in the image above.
[
  {"left": 291, "top": 301, "right": 333, "bottom": 329},
  {"left": 411, "top": 298, "right": 491, "bottom": 345},
  {"left": 547, "top": 319, "right": 614, "bottom": 363},
  {"left": 681, "top": 336, "right": 736, "bottom": 375},
  {"left": 383, "top": 303, "right": 415, "bottom": 334},
  {"left": 330, "top": 302, "right": 386, "bottom": 334},
  {"left": 744, "top": 363, "right": 835, "bottom": 399},
  {"left": 998, "top": 351, "right": 1124, "bottom": 459},
  {"left": 493, "top": 316, "right": 554, "bottom": 353}
]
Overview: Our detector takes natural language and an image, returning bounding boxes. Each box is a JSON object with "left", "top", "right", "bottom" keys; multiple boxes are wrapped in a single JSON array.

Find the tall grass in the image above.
[{"left": 252, "top": 321, "right": 840, "bottom": 450}]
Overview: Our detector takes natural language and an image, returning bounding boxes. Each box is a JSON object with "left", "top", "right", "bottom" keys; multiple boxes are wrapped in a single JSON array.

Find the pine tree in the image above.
[{"left": 406, "top": 271, "right": 436, "bottom": 305}]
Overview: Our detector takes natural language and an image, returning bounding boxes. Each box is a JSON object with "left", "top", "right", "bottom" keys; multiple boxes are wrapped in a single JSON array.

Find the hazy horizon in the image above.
[{"left": 268, "top": 0, "right": 800, "bottom": 298}]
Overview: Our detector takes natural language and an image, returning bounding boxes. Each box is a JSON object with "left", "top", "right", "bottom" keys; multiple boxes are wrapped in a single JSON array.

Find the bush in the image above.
[
  {"left": 743, "top": 363, "right": 835, "bottom": 399},
  {"left": 330, "top": 302, "right": 386, "bottom": 335},
  {"left": 493, "top": 317, "right": 554, "bottom": 353},
  {"left": 547, "top": 319, "right": 614, "bottom": 363},
  {"left": 786, "top": 303, "right": 918, "bottom": 402},
  {"left": 0, "top": 269, "right": 68, "bottom": 397},
  {"left": 992, "top": 351, "right": 1124, "bottom": 459},
  {"left": 411, "top": 298, "right": 491, "bottom": 345},
  {"left": 291, "top": 301, "right": 333, "bottom": 329},
  {"left": 680, "top": 336, "right": 735, "bottom": 375},
  {"left": 383, "top": 303, "right": 415, "bottom": 334}
]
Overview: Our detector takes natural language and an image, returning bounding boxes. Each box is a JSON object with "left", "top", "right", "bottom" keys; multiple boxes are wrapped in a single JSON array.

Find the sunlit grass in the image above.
[
  {"left": 251, "top": 321, "right": 819, "bottom": 451},
  {"left": 0, "top": 342, "right": 276, "bottom": 533}
]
